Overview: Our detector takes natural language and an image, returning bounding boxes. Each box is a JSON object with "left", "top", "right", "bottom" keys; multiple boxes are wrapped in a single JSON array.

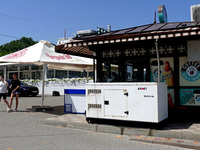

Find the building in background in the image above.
[
  {"left": 57, "top": 37, "right": 73, "bottom": 45},
  {"left": 0, "top": 63, "right": 89, "bottom": 80}
]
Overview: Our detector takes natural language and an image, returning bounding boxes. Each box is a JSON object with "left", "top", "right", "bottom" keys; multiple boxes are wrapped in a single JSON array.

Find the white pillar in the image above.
[
  {"left": 44, "top": 64, "right": 47, "bottom": 79},
  {"left": 29, "top": 66, "right": 32, "bottom": 79},
  {"left": 54, "top": 69, "right": 56, "bottom": 78},
  {"left": 3, "top": 66, "right": 6, "bottom": 79},
  {"left": 18, "top": 66, "right": 20, "bottom": 80},
  {"left": 67, "top": 70, "right": 69, "bottom": 78}
]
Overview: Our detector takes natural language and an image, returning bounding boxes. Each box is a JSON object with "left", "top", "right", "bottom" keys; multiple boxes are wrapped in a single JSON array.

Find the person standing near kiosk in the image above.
[
  {"left": 9, "top": 73, "right": 20, "bottom": 112},
  {"left": 0, "top": 76, "right": 10, "bottom": 112}
]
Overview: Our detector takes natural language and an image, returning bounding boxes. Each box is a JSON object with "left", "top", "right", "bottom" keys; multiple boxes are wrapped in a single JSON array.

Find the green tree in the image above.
[{"left": 0, "top": 37, "right": 37, "bottom": 56}]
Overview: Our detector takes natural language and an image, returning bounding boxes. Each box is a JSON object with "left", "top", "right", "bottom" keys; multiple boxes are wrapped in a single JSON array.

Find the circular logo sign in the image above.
[
  {"left": 158, "top": 5, "right": 168, "bottom": 23},
  {"left": 181, "top": 62, "right": 200, "bottom": 81},
  {"left": 153, "top": 69, "right": 162, "bottom": 78},
  {"left": 195, "top": 96, "right": 200, "bottom": 102}
]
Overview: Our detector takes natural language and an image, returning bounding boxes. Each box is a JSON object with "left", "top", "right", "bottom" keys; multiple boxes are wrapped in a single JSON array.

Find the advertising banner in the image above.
[
  {"left": 179, "top": 57, "right": 200, "bottom": 86},
  {"left": 168, "top": 89, "right": 175, "bottom": 105},
  {"left": 180, "top": 89, "right": 200, "bottom": 106},
  {"left": 150, "top": 57, "right": 174, "bottom": 86}
]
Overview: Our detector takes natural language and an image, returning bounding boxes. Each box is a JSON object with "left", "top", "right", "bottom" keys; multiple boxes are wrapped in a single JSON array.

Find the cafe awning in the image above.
[{"left": 0, "top": 40, "right": 93, "bottom": 107}]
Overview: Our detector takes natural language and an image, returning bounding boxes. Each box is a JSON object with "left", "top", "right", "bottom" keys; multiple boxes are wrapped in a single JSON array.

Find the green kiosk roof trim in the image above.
[{"left": 55, "top": 21, "right": 200, "bottom": 57}]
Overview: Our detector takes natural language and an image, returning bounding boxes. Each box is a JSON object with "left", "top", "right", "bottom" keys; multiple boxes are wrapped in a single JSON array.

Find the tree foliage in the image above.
[{"left": 0, "top": 37, "right": 37, "bottom": 56}]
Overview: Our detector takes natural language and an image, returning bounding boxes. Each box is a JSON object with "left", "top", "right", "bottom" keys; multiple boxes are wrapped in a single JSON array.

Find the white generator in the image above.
[{"left": 86, "top": 82, "right": 168, "bottom": 123}]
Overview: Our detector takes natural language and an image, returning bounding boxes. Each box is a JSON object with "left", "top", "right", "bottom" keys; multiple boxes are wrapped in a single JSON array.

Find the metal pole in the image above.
[
  {"left": 92, "top": 52, "right": 96, "bottom": 83},
  {"left": 86, "top": 71, "right": 89, "bottom": 83},
  {"left": 93, "top": 59, "right": 95, "bottom": 83},
  {"left": 42, "top": 64, "right": 45, "bottom": 107},
  {"left": 155, "top": 39, "right": 160, "bottom": 82}
]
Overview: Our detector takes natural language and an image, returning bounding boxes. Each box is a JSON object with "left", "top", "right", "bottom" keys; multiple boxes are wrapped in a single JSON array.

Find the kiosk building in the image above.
[{"left": 56, "top": 21, "right": 200, "bottom": 107}]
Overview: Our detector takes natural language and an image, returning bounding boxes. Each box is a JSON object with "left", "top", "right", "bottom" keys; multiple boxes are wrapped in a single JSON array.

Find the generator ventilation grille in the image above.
[
  {"left": 88, "top": 104, "right": 101, "bottom": 109},
  {"left": 88, "top": 89, "right": 101, "bottom": 94}
]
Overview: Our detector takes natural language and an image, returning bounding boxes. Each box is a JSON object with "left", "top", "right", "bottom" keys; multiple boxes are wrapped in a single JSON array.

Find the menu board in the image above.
[
  {"left": 180, "top": 89, "right": 200, "bottom": 106},
  {"left": 150, "top": 57, "right": 174, "bottom": 86}
]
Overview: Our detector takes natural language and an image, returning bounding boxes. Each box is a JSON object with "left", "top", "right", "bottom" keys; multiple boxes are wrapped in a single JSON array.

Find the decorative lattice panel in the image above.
[
  {"left": 124, "top": 48, "right": 146, "bottom": 56},
  {"left": 149, "top": 46, "right": 174, "bottom": 55},
  {"left": 177, "top": 45, "right": 187, "bottom": 53},
  {"left": 149, "top": 47, "right": 156, "bottom": 55},
  {"left": 102, "top": 50, "right": 121, "bottom": 58}
]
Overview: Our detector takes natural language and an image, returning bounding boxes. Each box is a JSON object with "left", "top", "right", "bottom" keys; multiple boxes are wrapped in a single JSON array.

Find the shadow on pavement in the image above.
[
  {"left": 156, "top": 119, "right": 195, "bottom": 130},
  {"left": 15, "top": 110, "right": 33, "bottom": 112},
  {"left": 156, "top": 107, "right": 200, "bottom": 130},
  {"left": 86, "top": 107, "right": 200, "bottom": 130},
  {"left": 86, "top": 117, "right": 198, "bottom": 130},
  {"left": 19, "top": 95, "right": 42, "bottom": 98},
  {"left": 41, "top": 105, "right": 65, "bottom": 115},
  {"left": 87, "top": 118, "right": 159, "bottom": 129},
  {"left": 0, "top": 110, "right": 33, "bottom": 113}
]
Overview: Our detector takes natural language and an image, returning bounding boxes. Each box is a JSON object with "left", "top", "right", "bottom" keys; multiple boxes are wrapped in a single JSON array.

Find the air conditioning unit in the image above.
[
  {"left": 191, "top": 4, "right": 200, "bottom": 21},
  {"left": 77, "top": 30, "right": 97, "bottom": 35},
  {"left": 76, "top": 30, "right": 97, "bottom": 38}
]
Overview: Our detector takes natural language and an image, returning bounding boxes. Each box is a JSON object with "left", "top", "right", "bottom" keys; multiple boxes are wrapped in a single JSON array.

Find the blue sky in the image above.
[{"left": 0, "top": 0, "right": 199, "bottom": 45}]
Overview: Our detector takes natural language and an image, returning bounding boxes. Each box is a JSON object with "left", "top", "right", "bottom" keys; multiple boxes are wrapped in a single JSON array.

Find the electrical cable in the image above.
[
  {"left": 0, "top": 13, "right": 65, "bottom": 29},
  {"left": 0, "top": 33, "right": 18, "bottom": 39},
  {"left": 0, "top": 13, "right": 75, "bottom": 42}
]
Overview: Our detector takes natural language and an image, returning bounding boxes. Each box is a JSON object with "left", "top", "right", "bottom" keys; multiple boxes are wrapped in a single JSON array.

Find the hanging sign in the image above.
[{"left": 158, "top": 5, "right": 168, "bottom": 23}]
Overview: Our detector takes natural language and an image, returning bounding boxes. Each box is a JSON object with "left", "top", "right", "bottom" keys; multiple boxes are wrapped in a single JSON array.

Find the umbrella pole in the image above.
[{"left": 42, "top": 64, "right": 45, "bottom": 107}]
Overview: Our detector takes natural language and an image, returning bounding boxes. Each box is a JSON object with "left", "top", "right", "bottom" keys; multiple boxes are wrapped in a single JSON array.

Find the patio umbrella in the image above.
[
  {"left": 0, "top": 40, "right": 93, "bottom": 107},
  {"left": 47, "top": 62, "right": 93, "bottom": 72}
]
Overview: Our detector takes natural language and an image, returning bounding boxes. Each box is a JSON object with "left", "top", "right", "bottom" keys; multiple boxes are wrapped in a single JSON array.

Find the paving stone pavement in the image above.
[
  {"left": 0, "top": 95, "right": 189, "bottom": 150},
  {"left": 41, "top": 113, "right": 200, "bottom": 149},
  {"left": 36, "top": 96, "right": 200, "bottom": 149},
  {"left": 44, "top": 110, "right": 200, "bottom": 138}
]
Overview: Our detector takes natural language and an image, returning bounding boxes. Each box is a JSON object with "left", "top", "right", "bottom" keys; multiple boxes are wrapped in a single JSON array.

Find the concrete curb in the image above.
[
  {"left": 38, "top": 119, "right": 200, "bottom": 149},
  {"left": 37, "top": 119, "right": 151, "bottom": 136},
  {"left": 150, "top": 129, "right": 200, "bottom": 141},
  {"left": 130, "top": 135, "right": 200, "bottom": 149}
]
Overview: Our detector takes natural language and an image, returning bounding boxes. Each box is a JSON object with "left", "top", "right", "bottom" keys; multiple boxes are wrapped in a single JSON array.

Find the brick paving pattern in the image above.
[{"left": 0, "top": 95, "right": 189, "bottom": 150}]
